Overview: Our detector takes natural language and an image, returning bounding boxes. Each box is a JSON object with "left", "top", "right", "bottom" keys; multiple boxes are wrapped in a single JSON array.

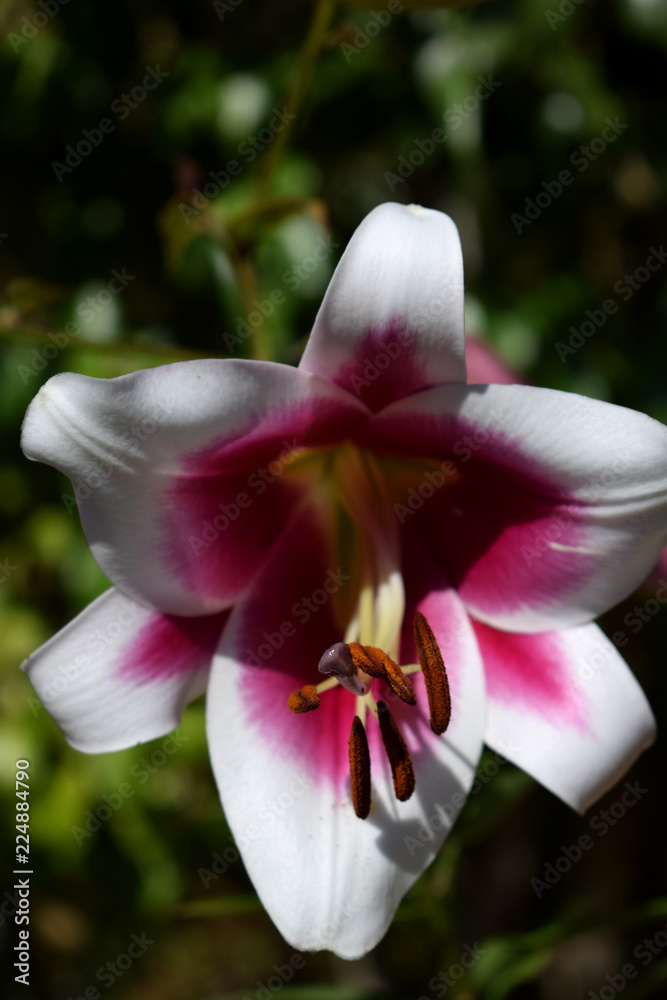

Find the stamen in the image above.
[
  {"left": 287, "top": 685, "right": 321, "bottom": 714},
  {"left": 348, "top": 715, "right": 371, "bottom": 819},
  {"left": 413, "top": 611, "right": 451, "bottom": 735},
  {"left": 348, "top": 643, "right": 416, "bottom": 706},
  {"left": 377, "top": 701, "right": 415, "bottom": 802}
]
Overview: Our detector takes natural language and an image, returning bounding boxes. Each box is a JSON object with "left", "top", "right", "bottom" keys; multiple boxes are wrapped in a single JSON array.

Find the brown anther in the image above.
[
  {"left": 413, "top": 611, "right": 451, "bottom": 735},
  {"left": 377, "top": 701, "right": 415, "bottom": 802},
  {"left": 349, "top": 715, "right": 371, "bottom": 819},
  {"left": 348, "top": 643, "right": 417, "bottom": 706},
  {"left": 287, "top": 685, "right": 321, "bottom": 714}
]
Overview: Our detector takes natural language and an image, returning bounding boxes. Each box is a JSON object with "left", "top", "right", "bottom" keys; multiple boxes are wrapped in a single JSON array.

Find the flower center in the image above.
[
  {"left": 284, "top": 443, "right": 451, "bottom": 818},
  {"left": 287, "top": 612, "right": 451, "bottom": 819}
]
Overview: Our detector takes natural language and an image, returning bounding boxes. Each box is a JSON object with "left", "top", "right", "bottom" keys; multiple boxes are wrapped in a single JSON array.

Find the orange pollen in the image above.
[
  {"left": 413, "top": 611, "right": 451, "bottom": 735},
  {"left": 348, "top": 643, "right": 416, "bottom": 706},
  {"left": 287, "top": 685, "right": 321, "bottom": 714},
  {"left": 348, "top": 716, "right": 371, "bottom": 819},
  {"left": 377, "top": 701, "right": 415, "bottom": 802}
]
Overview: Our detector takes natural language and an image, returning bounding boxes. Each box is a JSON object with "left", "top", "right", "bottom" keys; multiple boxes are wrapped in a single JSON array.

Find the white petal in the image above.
[
  {"left": 477, "top": 620, "right": 656, "bottom": 812},
  {"left": 362, "top": 382, "right": 667, "bottom": 631},
  {"left": 205, "top": 510, "right": 486, "bottom": 958},
  {"left": 23, "top": 588, "right": 227, "bottom": 753},
  {"left": 21, "top": 360, "right": 366, "bottom": 615},
  {"left": 300, "top": 203, "right": 466, "bottom": 410}
]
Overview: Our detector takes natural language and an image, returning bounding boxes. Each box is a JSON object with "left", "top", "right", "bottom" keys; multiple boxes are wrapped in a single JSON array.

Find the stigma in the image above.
[{"left": 287, "top": 613, "right": 450, "bottom": 819}]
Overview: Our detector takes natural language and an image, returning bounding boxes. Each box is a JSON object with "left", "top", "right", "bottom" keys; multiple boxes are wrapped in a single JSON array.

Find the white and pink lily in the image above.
[{"left": 21, "top": 203, "right": 666, "bottom": 960}]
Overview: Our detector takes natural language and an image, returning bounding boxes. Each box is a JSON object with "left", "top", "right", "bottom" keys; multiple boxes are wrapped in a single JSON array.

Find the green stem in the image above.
[
  {"left": 255, "top": 0, "right": 337, "bottom": 196},
  {"left": 229, "top": 1, "right": 337, "bottom": 362},
  {"left": 232, "top": 250, "right": 273, "bottom": 361}
]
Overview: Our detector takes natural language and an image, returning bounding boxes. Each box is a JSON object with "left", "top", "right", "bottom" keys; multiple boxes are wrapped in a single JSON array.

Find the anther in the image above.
[
  {"left": 348, "top": 643, "right": 417, "bottom": 706},
  {"left": 349, "top": 715, "right": 371, "bottom": 819},
  {"left": 287, "top": 685, "right": 321, "bottom": 714},
  {"left": 377, "top": 701, "right": 415, "bottom": 802},
  {"left": 413, "top": 611, "right": 451, "bottom": 735}
]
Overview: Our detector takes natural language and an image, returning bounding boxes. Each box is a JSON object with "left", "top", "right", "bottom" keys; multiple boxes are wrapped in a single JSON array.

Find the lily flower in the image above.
[{"left": 21, "top": 203, "right": 665, "bottom": 959}]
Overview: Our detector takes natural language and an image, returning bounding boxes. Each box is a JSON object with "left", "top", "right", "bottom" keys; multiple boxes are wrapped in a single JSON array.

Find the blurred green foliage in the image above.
[{"left": 1, "top": 0, "right": 667, "bottom": 997}]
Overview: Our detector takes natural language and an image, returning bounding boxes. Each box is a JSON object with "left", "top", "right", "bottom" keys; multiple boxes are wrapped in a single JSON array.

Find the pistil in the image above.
[{"left": 317, "top": 642, "right": 370, "bottom": 696}]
